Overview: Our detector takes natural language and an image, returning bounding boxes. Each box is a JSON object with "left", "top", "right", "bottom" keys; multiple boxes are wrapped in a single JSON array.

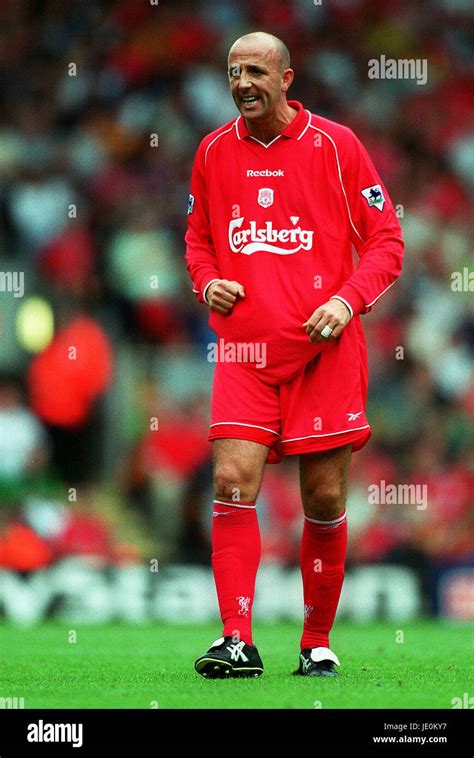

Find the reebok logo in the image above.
[
  {"left": 247, "top": 169, "right": 284, "bottom": 177},
  {"left": 229, "top": 217, "right": 314, "bottom": 256}
]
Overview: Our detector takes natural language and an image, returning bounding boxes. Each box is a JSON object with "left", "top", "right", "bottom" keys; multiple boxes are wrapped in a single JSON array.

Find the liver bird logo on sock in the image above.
[
  {"left": 304, "top": 604, "right": 314, "bottom": 623},
  {"left": 237, "top": 596, "right": 251, "bottom": 617}
]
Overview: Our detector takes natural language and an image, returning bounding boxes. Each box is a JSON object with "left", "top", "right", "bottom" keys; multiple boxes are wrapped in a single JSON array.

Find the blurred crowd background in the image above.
[{"left": 0, "top": 0, "right": 472, "bottom": 612}]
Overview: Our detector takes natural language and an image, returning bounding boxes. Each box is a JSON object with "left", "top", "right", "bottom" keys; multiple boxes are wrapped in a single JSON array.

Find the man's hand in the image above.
[
  {"left": 303, "top": 298, "right": 351, "bottom": 342},
  {"left": 206, "top": 279, "right": 245, "bottom": 314}
]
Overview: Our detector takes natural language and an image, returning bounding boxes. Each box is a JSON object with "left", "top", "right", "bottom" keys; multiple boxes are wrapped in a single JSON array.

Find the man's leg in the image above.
[
  {"left": 211, "top": 438, "right": 268, "bottom": 645},
  {"left": 299, "top": 443, "right": 351, "bottom": 651}
]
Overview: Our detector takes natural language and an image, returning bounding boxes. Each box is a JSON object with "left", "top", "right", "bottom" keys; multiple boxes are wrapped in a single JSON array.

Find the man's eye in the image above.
[{"left": 229, "top": 66, "right": 265, "bottom": 78}]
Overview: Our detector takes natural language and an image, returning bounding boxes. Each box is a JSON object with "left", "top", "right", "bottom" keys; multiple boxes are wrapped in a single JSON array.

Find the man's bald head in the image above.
[
  {"left": 228, "top": 32, "right": 290, "bottom": 73},
  {"left": 227, "top": 31, "right": 294, "bottom": 126}
]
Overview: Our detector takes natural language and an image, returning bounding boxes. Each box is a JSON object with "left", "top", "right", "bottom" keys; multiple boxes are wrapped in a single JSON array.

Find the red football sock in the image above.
[
  {"left": 300, "top": 510, "right": 347, "bottom": 650},
  {"left": 211, "top": 499, "right": 261, "bottom": 646}
]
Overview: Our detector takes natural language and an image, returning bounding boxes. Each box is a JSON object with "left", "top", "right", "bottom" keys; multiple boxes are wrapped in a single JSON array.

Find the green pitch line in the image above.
[{"left": 1, "top": 621, "right": 471, "bottom": 709}]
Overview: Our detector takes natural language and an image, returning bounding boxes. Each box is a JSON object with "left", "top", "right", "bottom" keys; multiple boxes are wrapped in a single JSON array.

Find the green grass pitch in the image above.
[{"left": 2, "top": 620, "right": 471, "bottom": 709}]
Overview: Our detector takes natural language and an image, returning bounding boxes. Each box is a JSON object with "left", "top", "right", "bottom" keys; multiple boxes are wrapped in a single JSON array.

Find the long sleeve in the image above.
[
  {"left": 184, "top": 141, "right": 221, "bottom": 304},
  {"left": 332, "top": 130, "right": 404, "bottom": 317}
]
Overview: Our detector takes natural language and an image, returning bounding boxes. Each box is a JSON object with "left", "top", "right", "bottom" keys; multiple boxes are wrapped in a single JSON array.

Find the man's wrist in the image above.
[
  {"left": 331, "top": 284, "right": 367, "bottom": 317},
  {"left": 330, "top": 296, "right": 353, "bottom": 319},
  {"left": 203, "top": 279, "right": 220, "bottom": 304}
]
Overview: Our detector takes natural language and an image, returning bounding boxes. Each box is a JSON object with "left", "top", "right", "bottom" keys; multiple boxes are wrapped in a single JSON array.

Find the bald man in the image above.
[{"left": 186, "top": 32, "right": 404, "bottom": 678}]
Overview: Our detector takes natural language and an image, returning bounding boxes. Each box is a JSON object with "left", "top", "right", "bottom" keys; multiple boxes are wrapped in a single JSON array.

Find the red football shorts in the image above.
[{"left": 209, "top": 317, "right": 371, "bottom": 462}]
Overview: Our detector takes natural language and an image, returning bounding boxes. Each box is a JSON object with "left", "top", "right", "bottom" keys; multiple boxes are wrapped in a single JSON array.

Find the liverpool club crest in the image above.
[{"left": 258, "top": 187, "right": 274, "bottom": 208}]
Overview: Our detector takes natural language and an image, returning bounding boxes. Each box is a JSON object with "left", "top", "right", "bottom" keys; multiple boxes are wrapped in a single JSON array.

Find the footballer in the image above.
[{"left": 185, "top": 32, "right": 404, "bottom": 678}]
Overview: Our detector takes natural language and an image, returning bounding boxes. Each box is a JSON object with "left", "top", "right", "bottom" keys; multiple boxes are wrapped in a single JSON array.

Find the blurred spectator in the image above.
[
  {"left": 126, "top": 389, "right": 210, "bottom": 560},
  {"left": 106, "top": 201, "right": 184, "bottom": 341},
  {"left": 27, "top": 302, "right": 113, "bottom": 485},
  {"left": 8, "top": 168, "right": 77, "bottom": 251},
  {"left": 0, "top": 507, "right": 53, "bottom": 572},
  {"left": 49, "top": 499, "right": 116, "bottom": 565},
  {"left": 409, "top": 438, "right": 474, "bottom": 563},
  {"left": 38, "top": 219, "right": 98, "bottom": 298},
  {"left": 0, "top": 374, "right": 48, "bottom": 481}
]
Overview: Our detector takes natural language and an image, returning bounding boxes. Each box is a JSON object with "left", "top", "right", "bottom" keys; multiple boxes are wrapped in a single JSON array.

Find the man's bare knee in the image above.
[
  {"left": 300, "top": 444, "right": 351, "bottom": 520},
  {"left": 214, "top": 464, "right": 256, "bottom": 502},
  {"left": 212, "top": 439, "right": 268, "bottom": 503},
  {"left": 302, "top": 483, "right": 346, "bottom": 520}
]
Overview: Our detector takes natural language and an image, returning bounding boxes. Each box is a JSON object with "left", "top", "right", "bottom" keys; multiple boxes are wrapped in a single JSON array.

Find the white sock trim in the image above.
[
  {"left": 305, "top": 510, "right": 346, "bottom": 526},
  {"left": 213, "top": 499, "right": 256, "bottom": 510}
]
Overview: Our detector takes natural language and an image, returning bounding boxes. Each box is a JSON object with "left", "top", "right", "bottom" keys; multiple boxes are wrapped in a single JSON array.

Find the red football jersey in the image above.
[{"left": 185, "top": 100, "right": 404, "bottom": 382}]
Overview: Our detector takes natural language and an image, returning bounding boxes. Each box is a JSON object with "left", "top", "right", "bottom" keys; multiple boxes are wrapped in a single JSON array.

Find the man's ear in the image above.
[{"left": 282, "top": 68, "right": 294, "bottom": 92}]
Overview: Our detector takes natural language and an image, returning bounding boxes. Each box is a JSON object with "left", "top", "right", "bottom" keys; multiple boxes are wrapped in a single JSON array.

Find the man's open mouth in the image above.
[{"left": 241, "top": 96, "right": 259, "bottom": 105}]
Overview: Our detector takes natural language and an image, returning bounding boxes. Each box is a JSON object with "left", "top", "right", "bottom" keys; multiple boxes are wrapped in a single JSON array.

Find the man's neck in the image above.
[{"left": 244, "top": 103, "right": 297, "bottom": 145}]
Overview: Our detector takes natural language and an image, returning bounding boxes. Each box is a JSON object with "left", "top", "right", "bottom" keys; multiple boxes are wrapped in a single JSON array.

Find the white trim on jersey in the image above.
[
  {"left": 205, "top": 122, "right": 239, "bottom": 165},
  {"left": 210, "top": 421, "right": 280, "bottom": 436},
  {"left": 308, "top": 119, "right": 398, "bottom": 313},
  {"left": 297, "top": 110, "right": 312, "bottom": 141},
  {"left": 235, "top": 116, "right": 242, "bottom": 140},
  {"left": 235, "top": 109, "right": 312, "bottom": 144},
  {"left": 281, "top": 425, "right": 370, "bottom": 444},
  {"left": 249, "top": 134, "right": 282, "bottom": 149},
  {"left": 308, "top": 122, "right": 364, "bottom": 245},
  {"left": 365, "top": 279, "right": 399, "bottom": 308}
]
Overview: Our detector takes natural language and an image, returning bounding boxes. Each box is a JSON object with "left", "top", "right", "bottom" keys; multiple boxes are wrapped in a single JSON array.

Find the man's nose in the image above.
[{"left": 238, "top": 72, "right": 252, "bottom": 89}]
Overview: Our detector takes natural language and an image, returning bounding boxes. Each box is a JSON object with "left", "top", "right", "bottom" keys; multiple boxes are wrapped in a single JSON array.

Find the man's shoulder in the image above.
[
  {"left": 197, "top": 118, "right": 239, "bottom": 161},
  {"left": 307, "top": 111, "right": 358, "bottom": 150}
]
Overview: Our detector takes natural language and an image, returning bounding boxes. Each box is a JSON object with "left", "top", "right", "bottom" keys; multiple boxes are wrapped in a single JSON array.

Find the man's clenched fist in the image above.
[{"left": 206, "top": 279, "right": 245, "bottom": 314}]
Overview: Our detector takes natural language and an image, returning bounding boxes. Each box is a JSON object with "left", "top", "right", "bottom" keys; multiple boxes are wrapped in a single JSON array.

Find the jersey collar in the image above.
[{"left": 235, "top": 101, "right": 310, "bottom": 143}]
